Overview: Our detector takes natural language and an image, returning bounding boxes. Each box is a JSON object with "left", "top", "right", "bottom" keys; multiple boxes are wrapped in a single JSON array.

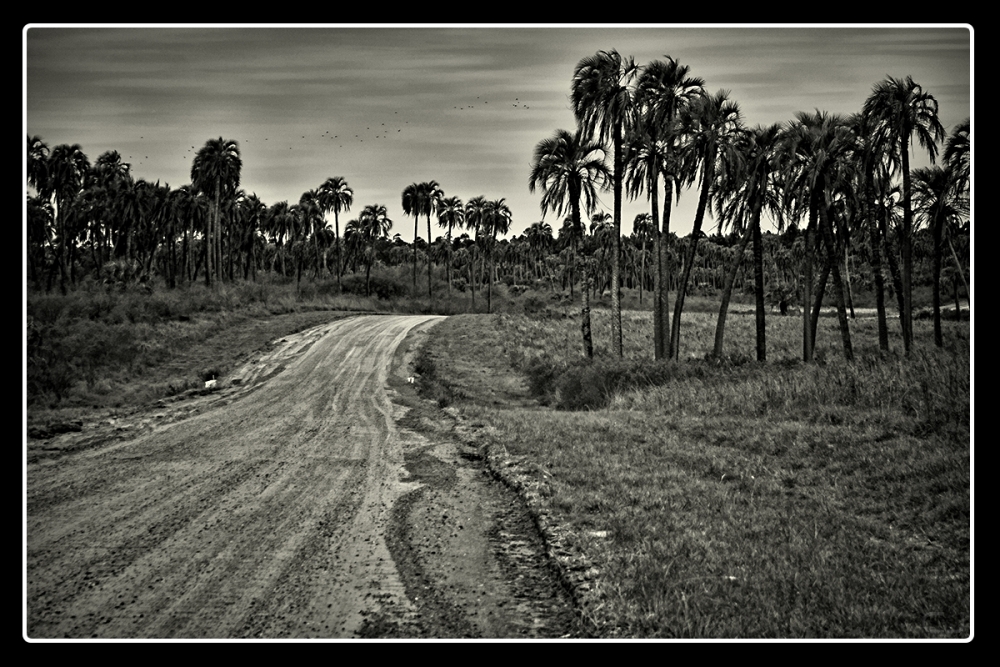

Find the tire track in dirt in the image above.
[{"left": 27, "top": 314, "right": 443, "bottom": 639}]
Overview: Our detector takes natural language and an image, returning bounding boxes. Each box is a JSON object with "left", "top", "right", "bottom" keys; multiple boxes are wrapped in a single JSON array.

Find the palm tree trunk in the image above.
[
  {"left": 947, "top": 235, "right": 969, "bottom": 299},
  {"left": 638, "top": 239, "right": 646, "bottom": 306},
  {"left": 487, "top": 242, "right": 494, "bottom": 314},
  {"left": 670, "top": 154, "right": 714, "bottom": 360},
  {"left": 810, "top": 257, "right": 830, "bottom": 351},
  {"left": 818, "top": 194, "right": 853, "bottom": 361},
  {"left": 582, "top": 263, "right": 594, "bottom": 358},
  {"left": 844, "top": 242, "right": 855, "bottom": 319},
  {"left": 656, "top": 179, "right": 672, "bottom": 361},
  {"left": 427, "top": 214, "right": 434, "bottom": 300},
  {"left": 802, "top": 207, "right": 817, "bottom": 362},
  {"left": 207, "top": 184, "right": 218, "bottom": 287},
  {"left": 470, "top": 247, "right": 476, "bottom": 310},
  {"left": 611, "top": 122, "right": 624, "bottom": 357},
  {"left": 879, "top": 207, "right": 907, "bottom": 340},
  {"left": 413, "top": 217, "right": 419, "bottom": 290},
  {"left": 713, "top": 222, "right": 753, "bottom": 359},
  {"left": 899, "top": 137, "right": 914, "bottom": 354},
  {"left": 867, "top": 212, "right": 890, "bottom": 351},
  {"left": 335, "top": 213, "right": 342, "bottom": 292},
  {"left": 751, "top": 205, "right": 767, "bottom": 362},
  {"left": 932, "top": 215, "right": 944, "bottom": 347}
]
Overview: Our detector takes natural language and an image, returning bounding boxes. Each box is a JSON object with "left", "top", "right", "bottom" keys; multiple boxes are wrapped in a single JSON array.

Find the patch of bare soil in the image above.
[
  {"left": 26, "top": 313, "right": 587, "bottom": 639},
  {"left": 359, "top": 325, "right": 586, "bottom": 638}
]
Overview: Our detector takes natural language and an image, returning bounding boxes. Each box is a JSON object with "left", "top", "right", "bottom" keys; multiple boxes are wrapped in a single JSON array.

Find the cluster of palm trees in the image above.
[
  {"left": 529, "top": 50, "right": 970, "bottom": 361},
  {"left": 26, "top": 54, "right": 969, "bottom": 364},
  {"left": 26, "top": 134, "right": 520, "bottom": 312},
  {"left": 399, "top": 181, "right": 514, "bottom": 311}
]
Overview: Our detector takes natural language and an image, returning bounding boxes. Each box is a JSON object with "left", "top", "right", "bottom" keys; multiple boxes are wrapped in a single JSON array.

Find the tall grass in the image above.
[{"left": 421, "top": 310, "right": 971, "bottom": 638}]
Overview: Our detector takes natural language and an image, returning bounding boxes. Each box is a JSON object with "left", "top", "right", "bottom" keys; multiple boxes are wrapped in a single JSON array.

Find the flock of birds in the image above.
[{"left": 122, "top": 93, "right": 536, "bottom": 170}]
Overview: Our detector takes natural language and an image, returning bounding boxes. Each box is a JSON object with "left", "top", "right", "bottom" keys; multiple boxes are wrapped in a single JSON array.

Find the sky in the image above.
[{"left": 24, "top": 24, "right": 972, "bottom": 242}]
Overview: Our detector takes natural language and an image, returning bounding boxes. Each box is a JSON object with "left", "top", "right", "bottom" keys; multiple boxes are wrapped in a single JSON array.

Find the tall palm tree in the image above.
[
  {"left": 299, "top": 188, "right": 326, "bottom": 279},
  {"left": 355, "top": 204, "right": 393, "bottom": 296},
  {"left": 912, "top": 164, "right": 965, "bottom": 347},
  {"left": 191, "top": 137, "right": 242, "bottom": 287},
  {"left": 464, "top": 195, "right": 489, "bottom": 309},
  {"left": 46, "top": 144, "right": 91, "bottom": 294},
  {"left": 27, "top": 135, "right": 50, "bottom": 196},
  {"left": 632, "top": 213, "right": 655, "bottom": 305},
  {"left": 424, "top": 181, "right": 444, "bottom": 299},
  {"left": 265, "top": 200, "right": 293, "bottom": 277},
  {"left": 482, "top": 198, "right": 512, "bottom": 314},
  {"left": 436, "top": 195, "right": 464, "bottom": 296},
  {"left": 529, "top": 127, "right": 610, "bottom": 354},
  {"left": 237, "top": 192, "right": 266, "bottom": 282},
  {"left": 630, "top": 57, "right": 705, "bottom": 359},
  {"left": 713, "top": 123, "right": 784, "bottom": 360},
  {"left": 319, "top": 176, "right": 353, "bottom": 290},
  {"left": 27, "top": 194, "right": 53, "bottom": 285},
  {"left": 401, "top": 183, "right": 422, "bottom": 290},
  {"left": 848, "top": 112, "right": 893, "bottom": 351},
  {"left": 780, "top": 110, "right": 859, "bottom": 361},
  {"left": 943, "top": 118, "right": 971, "bottom": 300},
  {"left": 402, "top": 181, "right": 443, "bottom": 297},
  {"left": 862, "top": 76, "right": 945, "bottom": 354},
  {"left": 572, "top": 49, "right": 639, "bottom": 357},
  {"left": 670, "top": 89, "right": 744, "bottom": 360},
  {"left": 525, "top": 221, "right": 554, "bottom": 282}
]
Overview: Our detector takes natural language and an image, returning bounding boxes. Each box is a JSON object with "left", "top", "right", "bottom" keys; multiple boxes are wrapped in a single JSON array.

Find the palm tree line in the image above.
[
  {"left": 27, "top": 58, "right": 969, "bottom": 363},
  {"left": 530, "top": 50, "right": 969, "bottom": 361}
]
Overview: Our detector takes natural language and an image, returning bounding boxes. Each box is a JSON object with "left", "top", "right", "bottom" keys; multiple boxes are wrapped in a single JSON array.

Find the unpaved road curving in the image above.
[{"left": 26, "top": 314, "right": 583, "bottom": 639}]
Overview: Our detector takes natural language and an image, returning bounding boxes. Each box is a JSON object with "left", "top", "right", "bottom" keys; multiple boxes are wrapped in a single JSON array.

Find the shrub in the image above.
[{"left": 340, "top": 273, "right": 408, "bottom": 300}]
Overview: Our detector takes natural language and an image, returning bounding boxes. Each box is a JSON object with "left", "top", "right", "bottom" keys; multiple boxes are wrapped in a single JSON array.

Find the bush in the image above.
[
  {"left": 340, "top": 273, "right": 408, "bottom": 300},
  {"left": 528, "top": 355, "right": 723, "bottom": 411}
]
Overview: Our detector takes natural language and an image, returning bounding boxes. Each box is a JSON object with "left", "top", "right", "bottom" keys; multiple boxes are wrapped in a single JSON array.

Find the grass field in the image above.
[
  {"left": 25, "top": 277, "right": 972, "bottom": 638},
  {"left": 417, "top": 306, "right": 971, "bottom": 639}
]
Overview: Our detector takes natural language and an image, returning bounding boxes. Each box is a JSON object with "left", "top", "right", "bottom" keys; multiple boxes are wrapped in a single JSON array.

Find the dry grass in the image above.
[{"left": 421, "top": 308, "right": 971, "bottom": 638}]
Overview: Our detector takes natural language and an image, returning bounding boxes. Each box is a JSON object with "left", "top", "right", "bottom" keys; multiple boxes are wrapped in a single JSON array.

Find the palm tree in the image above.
[
  {"left": 299, "top": 188, "right": 326, "bottom": 279},
  {"left": 713, "top": 123, "right": 784, "bottom": 360},
  {"left": 265, "top": 201, "right": 293, "bottom": 277},
  {"left": 401, "top": 183, "right": 422, "bottom": 290},
  {"left": 424, "top": 182, "right": 444, "bottom": 299},
  {"left": 912, "top": 165, "right": 965, "bottom": 347},
  {"left": 402, "top": 181, "right": 444, "bottom": 297},
  {"left": 525, "top": 221, "right": 554, "bottom": 282},
  {"left": 572, "top": 49, "right": 639, "bottom": 357},
  {"left": 27, "top": 135, "right": 50, "bottom": 195},
  {"left": 780, "top": 111, "right": 859, "bottom": 361},
  {"left": 355, "top": 204, "right": 393, "bottom": 296},
  {"left": 46, "top": 144, "right": 91, "bottom": 294},
  {"left": 847, "top": 112, "right": 894, "bottom": 351},
  {"left": 632, "top": 213, "right": 655, "bottom": 305},
  {"left": 862, "top": 76, "right": 946, "bottom": 354},
  {"left": 529, "top": 127, "right": 610, "bottom": 354},
  {"left": 318, "top": 176, "right": 353, "bottom": 290},
  {"left": 464, "top": 196, "right": 489, "bottom": 309},
  {"left": 630, "top": 57, "right": 705, "bottom": 359},
  {"left": 670, "top": 89, "right": 744, "bottom": 360},
  {"left": 437, "top": 195, "right": 464, "bottom": 296},
  {"left": 191, "top": 137, "right": 242, "bottom": 287},
  {"left": 943, "top": 118, "right": 971, "bottom": 301},
  {"left": 237, "top": 192, "right": 266, "bottom": 281},
  {"left": 482, "top": 198, "right": 512, "bottom": 314}
]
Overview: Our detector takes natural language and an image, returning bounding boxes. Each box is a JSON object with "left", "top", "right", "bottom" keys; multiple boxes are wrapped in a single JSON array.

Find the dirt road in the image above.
[{"left": 26, "top": 314, "right": 582, "bottom": 639}]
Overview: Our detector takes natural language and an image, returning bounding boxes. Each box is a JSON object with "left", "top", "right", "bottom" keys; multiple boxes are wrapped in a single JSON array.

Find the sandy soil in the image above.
[{"left": 26, "top": 314, "right": 582, "bottom": 639}]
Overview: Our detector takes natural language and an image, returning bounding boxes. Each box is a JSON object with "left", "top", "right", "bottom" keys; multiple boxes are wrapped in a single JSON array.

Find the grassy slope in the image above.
[{"left": 419, "top": 309, "right": 971, "bottom": 639}]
